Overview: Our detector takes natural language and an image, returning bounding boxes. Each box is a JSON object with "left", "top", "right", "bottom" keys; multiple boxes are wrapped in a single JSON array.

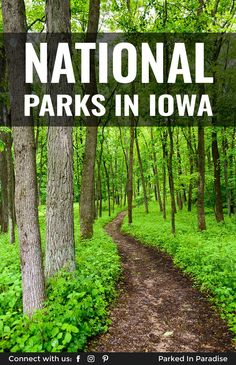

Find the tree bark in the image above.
[
  {"left": 0, "top": 47, "right": 8, "bottom": 233},
  {"left": 150, "top": 128, "right": 163, "bottom": 212},
  {"left": 127, "top": 125, "right": 135, "bottom": 224},
  {"left": 45, "top": 0, "right": 75, "bottom": 277},
  {"left": 79, "top": 0, "right": 100, "bottom": 239},
  {"left": 161, "top": 131, "right": 167, "bottom": 220},
  {"left": 5, "top": 130, "right": 15, "bottom": 243},
  {"left": 176, "top": 130, "right": 186, "bottom": 208},
  {"left": 222, "top": 128, "right": 231, "bottom": 217},
  {"left": 167, "top": 126, "right": 176, "bottom": 234},
  {"left": 197, "top": 125, "right": 206, "bottom": 231},
  {"left": 188, "top": 150, "right": 194, "bottom": 212},
  {"left": 212, "top": 130, "right": 224, "bottom": 222},
  {"left": 103, "top": 160, "right": 111, "bottom": 216},
  {"left": 0, "top": 132, "right": 8, "bottom": 233},
  {"left": 2, "top": 0, "right": 45, "bottom": 315},
  {"left": 135, "top": 130, "right": 148, "bottom": 214}
]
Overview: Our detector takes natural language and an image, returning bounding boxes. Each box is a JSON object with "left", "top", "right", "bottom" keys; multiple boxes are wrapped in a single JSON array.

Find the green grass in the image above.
[
  {"left": 0, "top": 205, "right": 122, "bottom": 352},
  {"left": 122, "top": 202, "right": 236, "bottom": 341}
]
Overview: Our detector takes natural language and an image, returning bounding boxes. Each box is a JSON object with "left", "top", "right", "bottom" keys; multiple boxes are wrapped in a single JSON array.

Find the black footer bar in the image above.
[{"left": 1, "top": 352, "right": 236, "bottom": 365}]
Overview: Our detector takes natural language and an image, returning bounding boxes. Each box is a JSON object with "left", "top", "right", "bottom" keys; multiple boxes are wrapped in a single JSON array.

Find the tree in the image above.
[
  {"left": 45, "top": 0, "right": 76, "bottom": 277},
  {"left": 1, "top": 0, "right": 45, "bottom": 316},
  {"left": 79, "top": 0, "right": 100, "bottom": 239},
  {"left": 127, "top": 125, "right": 135, "bottom": 224},
  {"left": 197, "top": 124, "right": 206, "bottom": 231},
  {"left": 135, "top": 129, "right": 149, "bottom": 214},
  {"left": 0, "top": 130, "right": 8, "bottom": 233},
  {"left": 212, "top": 129, "right": 224, "bottom": 222}
]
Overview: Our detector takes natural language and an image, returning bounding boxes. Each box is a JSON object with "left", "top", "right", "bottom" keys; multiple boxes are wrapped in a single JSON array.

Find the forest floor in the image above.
[{"left": 89, "top": 211, "right": 235, "bottom": 352}]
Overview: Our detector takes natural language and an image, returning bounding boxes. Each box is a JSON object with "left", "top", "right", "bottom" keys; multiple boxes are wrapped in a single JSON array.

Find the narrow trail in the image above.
[{"left": 90, "top": 212, "right": 235, "bottom": 352}]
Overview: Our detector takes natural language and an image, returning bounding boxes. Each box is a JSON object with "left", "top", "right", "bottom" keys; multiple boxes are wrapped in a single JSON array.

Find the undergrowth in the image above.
[{"left": 0, "top": 205, "right": 121, "bottom": 352}]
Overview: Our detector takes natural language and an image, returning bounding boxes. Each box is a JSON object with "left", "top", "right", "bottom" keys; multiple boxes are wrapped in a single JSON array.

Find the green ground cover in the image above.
[
  {"left": 0, "top": 205, "right": 121, "bottom": 352},
  {"left": 122, "top": 203, "right": 236, "bottom": 340}
]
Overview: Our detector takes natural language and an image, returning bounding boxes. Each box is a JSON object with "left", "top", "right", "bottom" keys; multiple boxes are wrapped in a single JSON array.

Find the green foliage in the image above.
[
  {"left": 122, "top": 203, "right": 236, "bottom": 341},
  {"left": 0, "top": 140, "right": 4, "bottom": 152},
  {"left": 0, "top": 207, "right": 121, "bottom": 352}
]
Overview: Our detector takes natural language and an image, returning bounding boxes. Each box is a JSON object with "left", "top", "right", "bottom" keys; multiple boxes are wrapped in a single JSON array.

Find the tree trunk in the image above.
[
  {"left": 161, "top": 131, "right": 167, "bottom": 220},
  {"left": 176, "top": 130, "right": 186, "bottom": 208},
  {"left": 212, "top": 130, "right": 224, "bottom": 222},
  {"left": 2, "top": 0, "right": 45, "bottom": 315},
  {"left": 127, "top": 126, "right": 135, "bottom": 224},
  {"left": 229, "top": 129, "right": 235, "bottom": 214},
  {"left": 5, "top": 130, "right": 15, "bottom": 243},
  {"left": 0, "top": 52, "right": 8, "bottom": 233},
  {"left": 187, "top": 127, "right": 194, "bottom": 212},
  {"left": 222, "top": 129, "right": 230, "bottom": 217},
  {"left": 135, "top": 131, "right": 148, "bottom": 214},
  {"left": 167, "top": 126, "right": 176, "bottom": 234},
  {"left": 103, "top": 160, "right": 111, "bottom": 217},
  {"left": 197, "top": 125, "right": 206, "bottom": 230},
  {"left": 45, "top": 0, "right": 75, "bottom": 277},
  {"left": 80, "top": 0, "right": 100, "bottom": 239},
  {"left": 150, "top": 128, "right": 163, "bottom": 212},
  {"left": 0, "top": 133, "right": 8, "bottom": 233}
]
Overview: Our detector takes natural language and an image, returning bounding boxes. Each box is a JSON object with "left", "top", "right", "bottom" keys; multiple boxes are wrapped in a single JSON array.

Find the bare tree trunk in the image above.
[
  {"left": 222, "top": 129, "right": 230, "bottom": 217},
  {"left": 167, "top": 126, "right": 176, "bottom": 234},
  {"left": 135, "top": 131, "right": 148, "bottom": 214},
  {"left": 0, "top": 54, "right": 8, "bottom": 233},
  {"left": 45, "top": 0, "right": 75, "bottom": 277},
  {"left": 161, "top": 131, "right": 167, "bottom": 220},
  {"left": 229, "top": 129, "right": 235, "bottom": 214},
  {"left": 0, "top": 132, "right": 8, "bottom": 233},
  {"left": 5, "top": 130, "right": 15, "bottom": 243},
  {"left": 37, "top": 134, "right": 46, "bottom": 206},
  {"left": 2, "top": 0, "right": 45, "bottom": 315},
  {"left": 197, "top": 125, "right": 206, "bottom": 231},
  {"left": 150, "top": 129, "right": 163, "bottom": 212},
  {"left": 212, "top": 130, "right": 224, "bottom": 222},
  {"left": 176, "top": 130, "right": 186, "bottom": 208},
  {"left": 80, "top": 0, "right": 100, "bottom": 238},
  {"left": 110, "top": 160, "right": 115, "bottom": 213},
  {"left": 128, "top": 126, "right": 135, "bottom": 224},
  {"left": 187, "top": 127, "right": 194, "bottom": 212},
  {"left": 103, "top": 160, "right": 111, "bottom": 216}
]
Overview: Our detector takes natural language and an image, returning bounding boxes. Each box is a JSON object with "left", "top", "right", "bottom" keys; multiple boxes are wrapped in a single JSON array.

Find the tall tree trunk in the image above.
[
  {"left": 197, "top": 125, "right": 206, "bottom": 231},
  {"left": 37, "top": 135, "right": 46, "bottom": 206},
  {"left": 0, "top": 132, "right": 8, "bottom": 233},
  {"left": 45, "top": 0, "right": 75, "bottom": 277},
  {"left": 167, "top": 126, "right": 176, "bottom": 234},
  {"left": 212, "top": 130, "right": 224, "bottom": 222},
  {"left": 161, "top": 131, "right": 167, "bottom": 220},
  {"left": 222, "top": 128, "right": 230, "bottom": 217},
  {"left": 127, "top": 125, "right": 135, "bottom": 224},
  {"left": 135, "top": 131, "right": 148, "bottom": 214},
  {"left": 229, "top": 129, "right": 235, "bottom": 214},
  {"left": 187, "top": 127, "right": 194, "bottom": 212},
  {"left": 80, "top": 0, "right": 100, "bottom": 239},
  {"left": 103, "top": 160, "right": 111, "bottom": 217},
  {"left": 74, "top": 128, "right": 82, "bottom": 203},
  {"left": 150, "top": 128, "right": 163, "bottom": 212},
  {"left": 176, "top": 130, "right": 186, "bottom": 208},
  {"left": 0, "top": 50, "right": 8, "bottom": 233},
  {"left": 110, "top": 160, "right": 115, "bottom": 213},
  {"left": 5, "top": 130, "right": 15, "bottom": 243},
  {"left": 2, "top": 0, "right": 45, "bottom": 315}
]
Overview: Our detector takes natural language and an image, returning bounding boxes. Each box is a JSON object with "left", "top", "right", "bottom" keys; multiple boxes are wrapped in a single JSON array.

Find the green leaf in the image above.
[{"left": 64, "top": 332, "right": 72, "bottom": 344}]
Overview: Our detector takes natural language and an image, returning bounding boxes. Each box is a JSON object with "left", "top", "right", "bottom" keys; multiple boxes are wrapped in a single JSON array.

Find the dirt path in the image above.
[{"left": 90, "top": 212, "right": 235, "bottom": 352}]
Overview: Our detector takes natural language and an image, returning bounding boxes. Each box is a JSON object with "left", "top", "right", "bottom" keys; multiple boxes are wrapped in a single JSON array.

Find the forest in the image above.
[{"left": 0, "top": 0, "right": 236, "bottom": 354}]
